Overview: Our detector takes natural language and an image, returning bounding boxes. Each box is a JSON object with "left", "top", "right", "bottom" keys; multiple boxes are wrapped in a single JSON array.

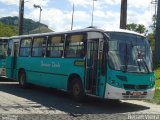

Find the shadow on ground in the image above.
[{"left": 0, "top": 81, "right": 150, "bottom": 115}]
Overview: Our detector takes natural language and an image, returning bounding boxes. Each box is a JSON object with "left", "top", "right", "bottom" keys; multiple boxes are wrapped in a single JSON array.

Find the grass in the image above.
[
  {"left": 153, "top": 66, "right": 160, "bottom": 104},
  {"left": 145, "top": 65, "right": 160, "bottom": 104}
]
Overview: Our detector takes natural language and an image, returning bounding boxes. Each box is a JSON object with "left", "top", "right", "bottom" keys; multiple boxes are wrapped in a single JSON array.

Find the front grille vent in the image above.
[{"left": 124, "top": 84, "right": 148, "bottom": 90}]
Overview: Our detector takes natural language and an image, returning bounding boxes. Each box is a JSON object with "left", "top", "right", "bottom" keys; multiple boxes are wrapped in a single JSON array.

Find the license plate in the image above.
[{"left": 133, "top": 92, "right": 141, "bottom": 96}]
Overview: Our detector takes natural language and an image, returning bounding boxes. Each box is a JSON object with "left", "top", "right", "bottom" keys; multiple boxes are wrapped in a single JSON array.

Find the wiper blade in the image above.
[
  {"left": 123, "top": 42, "right": 129, "bottom": 72},
  {"left": 141, "top": 58, "right": 150, "bottom": 73},
  {"left": 137, "top": 59, "right": 142, "bottom": 72},
  {"left": 137, "top": 58, "right": 150, "bottom": 73},
  {"left": 135, "top": 45, "right": 150, "bottom": 73}
]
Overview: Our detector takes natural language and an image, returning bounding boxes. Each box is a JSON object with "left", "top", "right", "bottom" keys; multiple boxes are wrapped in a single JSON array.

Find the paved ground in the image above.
[{"left": 0, "top": 77, "right": 160, "bottom": 120}]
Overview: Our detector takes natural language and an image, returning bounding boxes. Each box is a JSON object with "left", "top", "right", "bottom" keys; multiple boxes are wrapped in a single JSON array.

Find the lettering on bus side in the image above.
[
  {"left": 52, "top": 62, "right": 60, "bottom": 68},
  {"left": 41, "top": 61, "right": 61, "bottom": 68}
]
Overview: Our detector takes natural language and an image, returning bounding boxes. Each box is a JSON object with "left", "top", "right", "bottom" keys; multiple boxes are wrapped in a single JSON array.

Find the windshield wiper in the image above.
[
  {"left": 141, "top": 57, "right": 150, "bottom": 73},
  {"left": 123, "top": 42, "right": 129, "bottom": 72},
  {"left": 137, "top": 59, "right": 142, "bottom": 72},
  {"left": 137, "top": 52, "right": 150, "bottom": 73}
]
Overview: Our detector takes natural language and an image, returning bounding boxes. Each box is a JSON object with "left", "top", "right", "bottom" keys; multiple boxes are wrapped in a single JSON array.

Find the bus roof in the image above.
[
  {"left": 0, "top": 37, "right": 9, "bottom": 40},
  {"left": 104, "top": 28, "right": 144, "bottom": 37},
  {"left": 10, "top": 28, "right": 106, "bottom": 39},
  {"left": 10, "top": 28, "right": 144, "bottom": 39}
]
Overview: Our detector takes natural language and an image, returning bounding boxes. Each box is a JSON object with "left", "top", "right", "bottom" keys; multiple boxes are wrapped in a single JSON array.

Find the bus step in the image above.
[
  {"left": 85, "top": 89, "right": 96, "bottom": 94},
  {"left": 85, "top": 90, "right": 92, "bottom": 93}
]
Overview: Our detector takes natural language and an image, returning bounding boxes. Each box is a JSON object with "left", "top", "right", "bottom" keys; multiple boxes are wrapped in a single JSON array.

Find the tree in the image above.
[
  {"left": 149, "top": 14, "right": 157, "bottom": 33},
  {"left": 0, "top": 16, "right": 52, "bottom": 35},
  {"left": 126, "top": 23, "right": 147, "bottom": 34},
  {"left": 147, "top": 33, "right": 155, "bottom": 50},
  {"left": 0, "top": 22, "right": 18, "bottom": 37}
]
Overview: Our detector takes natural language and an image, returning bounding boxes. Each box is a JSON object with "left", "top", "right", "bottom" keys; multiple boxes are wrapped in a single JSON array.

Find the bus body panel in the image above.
[
  {"left": 97, "top": 75, "right": 106, "bottom": 97},
  {"left": 105, "top": 66, "right": 155, "bottom": 99},
  {"left": 107, "top": 69, "right": 154, "bottom": 87},
  {"left": 15, "top": 57, "right": 85, "bottom": 90},
  {"left": 6, "top": 56, "right": 14, "bottom": 78},
  {"left": 0, "top": 59, "right": 6, "bottom": 76},
  {"left": 0, "top": 59, "right": 5, "bottom": 67}
]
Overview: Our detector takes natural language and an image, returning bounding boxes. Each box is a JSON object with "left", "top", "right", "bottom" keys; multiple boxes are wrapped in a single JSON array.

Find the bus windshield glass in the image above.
[{"left": 107, "top": 32, "right": 153, "bottom": 73}]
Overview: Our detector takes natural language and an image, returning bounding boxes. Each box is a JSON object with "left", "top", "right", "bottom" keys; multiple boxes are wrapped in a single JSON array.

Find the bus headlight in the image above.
[
  {"left": 115, "top": 82, "right": 120, "bottom": 86},
  {"left": 110, "top": 80, "right": 121, "bottom": 87},
  {"left": 111, "top": 80, "right": 115, "bottom": 84},
  {"left": 150, "top": 76, "right": 155, "bottom": 82},
  {"left": 149, "top": 83, "right": 154, "bottom": 88}
]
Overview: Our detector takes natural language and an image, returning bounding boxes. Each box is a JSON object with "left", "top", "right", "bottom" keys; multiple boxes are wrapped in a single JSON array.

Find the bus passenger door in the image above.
[
  {"left": 12, "top": 42, "right": 19, "bottom": 78},
  {"left": 6, "top": 39, "right": 19, "bottom": 79},
  {"left": 85, "top": 39, "right": 99, "bottom": 94},
  {"left": 85, "top": 38, "right": 107, "bottom": 97}
]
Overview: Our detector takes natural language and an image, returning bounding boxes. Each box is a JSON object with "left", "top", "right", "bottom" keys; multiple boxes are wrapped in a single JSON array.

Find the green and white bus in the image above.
[
  {"left": 5, "top": 28, "right": 155, "bottom": 100},
  {"left": 0, "top": 37, "right": 8, "bottom": 76}
]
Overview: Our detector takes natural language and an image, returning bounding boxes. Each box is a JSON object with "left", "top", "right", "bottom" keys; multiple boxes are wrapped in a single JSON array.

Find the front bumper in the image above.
[{"left": 104, "top": 83, "right": 155, "bottom": 99}]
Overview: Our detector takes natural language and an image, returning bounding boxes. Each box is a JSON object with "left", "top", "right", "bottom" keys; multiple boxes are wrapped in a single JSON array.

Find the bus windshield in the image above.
[{"left": 107, "top": 32, "right": 153, "bottom": 73}]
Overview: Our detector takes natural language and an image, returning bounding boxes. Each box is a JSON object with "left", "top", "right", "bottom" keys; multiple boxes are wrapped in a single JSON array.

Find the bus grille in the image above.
[
  {"left": 123, "top": 84, "right": 148, "bottom": 90},
  {"left": 122, "top": 95, "right": 146, "bottom": 99}
]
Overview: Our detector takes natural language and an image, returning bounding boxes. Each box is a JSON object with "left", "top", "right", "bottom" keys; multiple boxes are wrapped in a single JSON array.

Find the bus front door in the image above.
[
  {"left": 85, "top": 39, "right": 106, "bottom": 97},
  {"left": 12, "top": 42, "right": 19, "bottom": 78},
  {"left": 85, "top": 39, "right": 99, "bottom": 95}
]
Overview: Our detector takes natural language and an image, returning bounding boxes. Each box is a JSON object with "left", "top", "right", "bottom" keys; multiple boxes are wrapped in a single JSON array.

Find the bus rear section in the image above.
[
  {"left": 0, "top": 37, "right": 8, "bottom": 76},
  {"left": 5, "top": 30, "right": 108, "bottom": 100}
]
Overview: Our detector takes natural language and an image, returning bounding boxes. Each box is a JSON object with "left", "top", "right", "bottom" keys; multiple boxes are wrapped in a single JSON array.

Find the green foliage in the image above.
[
  {"left": 29, "top": 26, "right": 53, "bottom": 34},
  {"left": 23, "top": 18, "right": 52, "bottom": 34},
  {"left": 0, "top": 16, "right": 53, "bottom": 34},
  {"left": 145, "top": 65, "right": 160, "bottom": 104},
  {"left": 155, "top": 64, "right": 160, "bottom": 80},
  {"left": 0, "top": 22, "right": 18, "bottom": 37},
  {"left": 126, "top": 23, "right": 147, "bottom": 34},
  {"left": 153, "top": 89, "right": 160, "bottom": 104},
  {"left": 149, "top": 14, "right": 157, "bottom": 32},
  {"left": 153, "top": 66, "right": 160, "bottom": 104},
  {"left": 147, "top": 33, "right": 155, "bottom": 51}
]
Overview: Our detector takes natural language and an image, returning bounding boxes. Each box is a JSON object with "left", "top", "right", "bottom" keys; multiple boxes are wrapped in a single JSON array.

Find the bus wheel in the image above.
[
  {"left": 70, "top": 78, "right": 84, "bottom": 101},
  {"left": 19, "top": 71, "right": 27, "bottom": 88}
]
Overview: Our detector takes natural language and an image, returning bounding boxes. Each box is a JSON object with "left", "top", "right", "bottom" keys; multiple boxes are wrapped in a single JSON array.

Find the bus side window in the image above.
[
  {"left": 32, "top": 37, "right": 46, "bottom": 57},
  {"left": 7, "top": 40, "right": 13, "bottom": 56},
  {"left": 65, "top": 34, "right": 85, "bottom": 58},
  {"left": 20, "top": 38, "right": 32, "bottom": 57},
  {"left": 47, "top": 35, "right": 64, "bottom": 58}
]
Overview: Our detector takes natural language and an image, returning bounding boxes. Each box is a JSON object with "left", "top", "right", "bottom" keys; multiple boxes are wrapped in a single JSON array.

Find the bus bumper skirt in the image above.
[{"left": 104, "top": 83, "right": 155, "bottom": 100}]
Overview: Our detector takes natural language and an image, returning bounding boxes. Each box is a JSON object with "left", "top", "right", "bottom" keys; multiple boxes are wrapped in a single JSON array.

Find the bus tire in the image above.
[
  {"left": 18, "top": 70, "right": 27, "bottom": 88},
  {"left": 70, "top": 78, "right": 84, "bottom": 101}
]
